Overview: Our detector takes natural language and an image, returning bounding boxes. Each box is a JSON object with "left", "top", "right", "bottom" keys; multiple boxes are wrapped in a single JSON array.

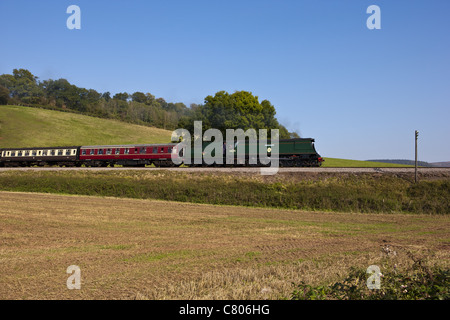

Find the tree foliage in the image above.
[
  {"left": 178, "top": 90, "right": 296, "bottom": 139},
  {"left": 0, "top": 69, "right": 299, "bottom": 136},
  {"left": 0, "top": 69, "right": 43, "bottom": 104},
  {"left": 0, "top": 69, "right": 190, "bottom": 130},
  {"left": 0, "top": 85, "right": 9, "bottom": 105}
]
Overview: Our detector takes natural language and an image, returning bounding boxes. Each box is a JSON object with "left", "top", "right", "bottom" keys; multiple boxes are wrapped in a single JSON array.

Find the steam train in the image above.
[{"left": 0, "top": 138, "right": 324, "bottom": 168}]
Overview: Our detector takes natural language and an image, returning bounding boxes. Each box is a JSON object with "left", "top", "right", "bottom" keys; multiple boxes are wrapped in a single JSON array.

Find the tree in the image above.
[
  {"left": 289, "top": 131, "right": 300, "bottom": 139},
  {"left": 102, "top": 92, "right": 111, "bottom": 102},
  {"left": 177, "top": 90, "right": 291, "bottom": 139},
  {"left": 131, "top": 91, "right": 147, "bottom": 103},
  {"left": 13, "top": 68, "right": 38, "bottom": 82},
  {"left": 156, "top": 97, "right": 168, "bottom": 110},
  {"left": 113, "top": 92, "right": 129, "bottom": 101},
  {"left": 40, "top": 78, "right": 76, "bottom": 108},
  {"left": 0, "top": 74, "right": 16, "bottom": 93},
  {"left": 0, "top": 85, "right": 9, "bottom": 105},
  {"left": 0, "top": 69, "right": 43, "bottom": 104},
  {"left": 145, "top": 92, "right": 155, "bottom": 105}
]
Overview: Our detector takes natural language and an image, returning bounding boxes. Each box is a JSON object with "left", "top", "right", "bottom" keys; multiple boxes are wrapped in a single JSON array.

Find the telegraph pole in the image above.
[{"left": 415, "top": 130, "right": 419, "bottom": 183}]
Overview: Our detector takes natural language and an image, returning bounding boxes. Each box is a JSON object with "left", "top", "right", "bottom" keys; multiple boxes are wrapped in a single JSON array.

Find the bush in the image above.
[
  {"left": 291, "top": 257, "right": 449, "bottom": 300},
  {"left": 0, "top": 85, "right": 9, "bottom": 104},
  {"left": 0, "top": 171, "right": 449, "bottom": 215}
]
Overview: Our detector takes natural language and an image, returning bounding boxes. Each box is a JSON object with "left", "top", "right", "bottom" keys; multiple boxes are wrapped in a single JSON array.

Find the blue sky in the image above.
[{"left": 1, "top": 0, "right": 449, "bottom": 162}]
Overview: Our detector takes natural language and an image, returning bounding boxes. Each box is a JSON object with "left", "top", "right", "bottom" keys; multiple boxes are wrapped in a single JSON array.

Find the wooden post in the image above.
[{"left": 415, "top": 130, "right": 419, "bottom": 183}]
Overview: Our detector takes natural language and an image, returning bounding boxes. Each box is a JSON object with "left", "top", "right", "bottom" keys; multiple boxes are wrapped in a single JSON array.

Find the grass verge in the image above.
[{"left": 0, "top": 170, "right": 448, "bottom": 214}]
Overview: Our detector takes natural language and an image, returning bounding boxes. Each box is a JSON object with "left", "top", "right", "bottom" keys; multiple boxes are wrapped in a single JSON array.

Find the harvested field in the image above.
[{"left": 0, "top": 191, "right": 448, "bottom": 300}]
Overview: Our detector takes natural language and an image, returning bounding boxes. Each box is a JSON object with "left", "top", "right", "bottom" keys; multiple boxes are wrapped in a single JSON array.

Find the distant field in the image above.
[
  {"left": 322, "top": 157, "right": 414, "bottom": 168},
  {"left": 0, "top": 105, "right": 172, "bottom": 147}
]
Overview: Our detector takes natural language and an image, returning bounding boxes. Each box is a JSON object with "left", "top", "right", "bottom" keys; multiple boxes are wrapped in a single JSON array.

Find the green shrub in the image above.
[
  {"left": 291, "top": 264, "right": 449, "bottom": 300},
  {"left": 0, "top": 171, "right": 448, "bottom": 215}
]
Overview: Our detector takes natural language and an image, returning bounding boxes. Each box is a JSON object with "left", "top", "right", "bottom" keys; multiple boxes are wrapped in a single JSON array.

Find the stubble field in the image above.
[{"left": 0, "top": 191, "right": 448, "bottom": 300}]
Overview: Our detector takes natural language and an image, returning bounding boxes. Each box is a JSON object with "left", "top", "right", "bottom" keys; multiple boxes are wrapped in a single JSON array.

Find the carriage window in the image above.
[
  {"left": 90, "top": 149, "right": 95, "bottom": 155},
  {"left": 58, "top": 150, "right": 63, "bottom": 156},
  {"left": 140, "top": 147, "right": 146, "bottom": 154},
  {"left": 168, "top": 147, "right": 173, "bottom": 153},
  {"left": 24, "top": 151, "right": 30, "bottom": 156},
  {"left": 98, "top": 149, "right": 103, "bottom": 155},
  {"left": 82, "top": 149, "right": 87, "bottom": 155},
  {"left": 159, "top": 148, "right": 164, "bottom": 153},
  {"left": 71, "top": 149, "right": 77, "bottom": 156},
  {"left": 32, "top": 151, "right": 37, "bottom": 156},
  {"left": 115, "top": 148, "right": 120, "bottom": 155},
  {"left": 42, "top": 150, "right": 47, "bottom": 156},
  {"left": 18, "top": 151, "right": 23, "bottom": 156},
  {"left": 153, "top": 147, "right": 157, "bottom": 153},
  {"left": 65, "top": 149, "right": 70, "bottom": 155},
  {"left": 107, "top": 149, "right": 112, "bottom": 155},
  {"left": 50, "top": 150, "right": 55, "bottom": 156},
  {"left": 124, "top": 148, "right": 129, "bottom": 154}
]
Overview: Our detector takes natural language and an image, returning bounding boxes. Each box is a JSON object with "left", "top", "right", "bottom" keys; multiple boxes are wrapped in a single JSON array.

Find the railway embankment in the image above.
[{"left": 0, "top": 169, "right": 448, "bottom": 215}]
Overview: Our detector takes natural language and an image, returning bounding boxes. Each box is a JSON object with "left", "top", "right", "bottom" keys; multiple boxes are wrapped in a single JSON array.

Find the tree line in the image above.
[{"left": 0, "top": 68, "right": 298, "bottom": 138}]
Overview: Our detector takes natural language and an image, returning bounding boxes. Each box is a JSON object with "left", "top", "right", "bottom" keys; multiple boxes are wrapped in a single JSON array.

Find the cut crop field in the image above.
[{"left": 0, "top": 191, "right": 448, "bottom": 300}]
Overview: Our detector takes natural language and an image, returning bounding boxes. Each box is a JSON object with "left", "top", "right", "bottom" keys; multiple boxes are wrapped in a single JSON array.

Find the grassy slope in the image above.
[{"left": 0, "top": 105, "right": 172, "bottom": 147}]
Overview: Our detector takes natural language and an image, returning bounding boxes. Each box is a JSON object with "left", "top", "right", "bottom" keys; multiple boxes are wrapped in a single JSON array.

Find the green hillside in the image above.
[
  {"left": 322, "top": 157, "right": 414, "bottom": 168},
  {"left": 0, "top": 105, "right": 173, "bottom": 147}
]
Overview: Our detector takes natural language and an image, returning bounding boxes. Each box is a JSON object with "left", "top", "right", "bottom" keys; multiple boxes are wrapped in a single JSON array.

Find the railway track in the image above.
[{"left": 0, "top": 166, "right": 449, "bottom": 174}]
